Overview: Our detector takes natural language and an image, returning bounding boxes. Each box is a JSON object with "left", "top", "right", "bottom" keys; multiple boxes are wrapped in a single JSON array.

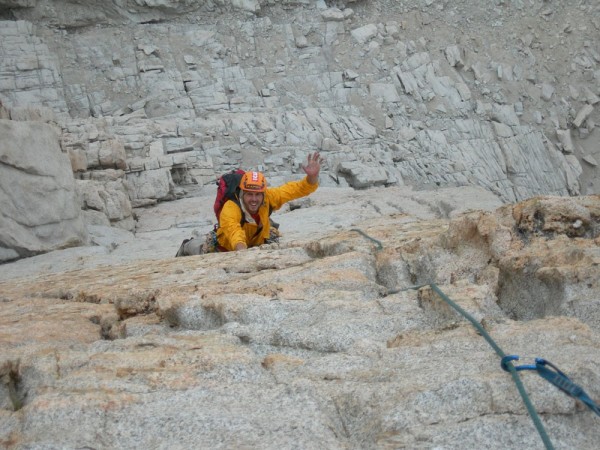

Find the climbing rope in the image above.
[
  {"left": 350, "top": 227, "right": 600, "bottom": 450},
  {"left": 404, "top": 283, "right": 556, "bottom": 450},
  {"left": 350, "top": 228, "right": 383, "bottom": 251}
]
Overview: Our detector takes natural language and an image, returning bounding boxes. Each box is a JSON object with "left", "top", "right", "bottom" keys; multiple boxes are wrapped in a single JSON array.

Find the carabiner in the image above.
[
  {"left": 500, "top": 354, "right": 537, "bottom": 372},
  {"left": 501, "top": 355, "right": 600, "bottom": 417}
]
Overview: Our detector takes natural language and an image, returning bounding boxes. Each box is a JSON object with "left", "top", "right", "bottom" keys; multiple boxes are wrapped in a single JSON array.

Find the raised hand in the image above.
[{"left": 302, "top": 151, "right": 324, "bottom": 184}]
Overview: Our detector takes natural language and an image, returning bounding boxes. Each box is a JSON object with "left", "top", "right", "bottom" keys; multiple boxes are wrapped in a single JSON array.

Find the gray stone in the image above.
[
  {"left": 337, "top": 161, "right": 389, "bottom": 188},
  {"left": 321, "top": 8, "right": 345, "bottom": 22},
  {"left": 444, "top": 45, "right": 464, "bottom": 68},
  {"left": 491, "top": 104, "right": 520, "bottom": 126},
  {"left": 0, "top": 119, "right": 87, "bottom": 260},
  {"left": 541, "top": 83, "right": 555, "bottom": 101},
  {"left": 582, "top": 87, "right": 599, "bottom": 105},
  {"left": 556, "top": 129, "right": 575, "bottom": 153},
  {"left": 369, "top": 83, "right": 400, "bottom": 102},
  {"left": 493, "top": 122, "right": 513, "bottom": 138},
  {"left": 572, "top": 104, "right": 594, "bottom": 128},
  {"left": 351, "top": 24, "right": 378, "bottom": 44},
  {"left": 77, "top": 179, "right": 134, "bottom": 230},
  {"left": 582, "top": 154, "right": 598, "bottom": 167},
  {"left": 125, "top": 167, "right": 174, "bottom": 202}
]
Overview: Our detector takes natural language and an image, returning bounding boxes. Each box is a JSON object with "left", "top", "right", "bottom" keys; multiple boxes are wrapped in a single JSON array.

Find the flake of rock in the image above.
[
  {"left": 351, "top": 24, "right": 378, "bottom": 44},
  {"left": 231, "top": 0, "right": 260, "bottom": 13},
  {"left": 321, "top": 8, "right": 345, "bottom": 22},
  {"left": 541, "top": 83, "right": 555, "bottom": 101},
  {"left": 369, "top": 83, "right": 400, "bottom": 102},
  {"left": 493, "top": 122, "right": 513, "bottom": 138},
  {"left": 569, "top": 85, "right": 580, "bottom": 100},
  {"left": 397, "top": 127, "right": 417, "bottom": 141},
  {"left": 337, "top": 161, "right": 389, "bottom": 188},
  {"left": 556, "top": 129, "right": 575, "bottom": 153},
  {"left": 572, "top": 104, "right": 594, "bottom": 128},
  {"left": 490, "top": 104, "right": 520, "bottom": 126},
  {"left": 137, "top": 44, "right": 159, "bottom": 56},
  {"left": 295, "top": 35, "right": 308, "bottom": 48},
  {"left": 445, "top": 45, "right": 464, "bottom": 68},
  {"left": 582, "top": 154, "right": 598, "bottom": 167},
  {"left": 582, "top": 87, "right": 600, "bottom": 105},
  {"left": 578, "top": 127, "right": 590, "bottom": 139},
  {"left": 0, "top": 120, "right": 88, "bottom": 261},
  {"left": 343, "top": 69, "right": 359, "bottom": 81}
]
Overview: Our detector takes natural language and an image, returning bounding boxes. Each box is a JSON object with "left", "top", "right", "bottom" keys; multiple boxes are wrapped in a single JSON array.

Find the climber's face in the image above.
[{"left": 242, "top": 191, "right": 264, "bottom": 214}]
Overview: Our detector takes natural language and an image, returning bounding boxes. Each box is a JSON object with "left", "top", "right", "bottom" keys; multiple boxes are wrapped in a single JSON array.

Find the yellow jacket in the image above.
[{"left": 216, "top": 176, "right": 318, "bottom": 251}]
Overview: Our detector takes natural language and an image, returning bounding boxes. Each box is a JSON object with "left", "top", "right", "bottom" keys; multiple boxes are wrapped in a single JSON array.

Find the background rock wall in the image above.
[{"left": 0, "top": 0, "right": 598, "bottom": 259}]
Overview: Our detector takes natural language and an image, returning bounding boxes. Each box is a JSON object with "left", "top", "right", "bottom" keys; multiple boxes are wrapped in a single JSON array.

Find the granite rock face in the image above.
[
  {"left": 0, "top": 2, "right": 599, "bottom": 444},
  {"left": 0, "top": 193, "right": 599, "bottom": 449},
  {"left": 0, "top": 119, "right": 87, "bottom": 262}
]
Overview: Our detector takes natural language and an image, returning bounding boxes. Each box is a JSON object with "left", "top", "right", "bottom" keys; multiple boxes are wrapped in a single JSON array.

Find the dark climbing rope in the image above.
[
  {"left": 350, "top": 228, "right": 383, "bottom": 251},
  {"left": 403, "top": 283, "right": 556, "bottom": 450},
  {"left": 352, "top": 227, "right": 598, "bottom": 445},
  {"left": 350, "top": 227, "right": 585, "bottom": 450}
]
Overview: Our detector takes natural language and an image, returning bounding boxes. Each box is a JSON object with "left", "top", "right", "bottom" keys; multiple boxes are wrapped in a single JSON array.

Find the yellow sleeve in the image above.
[
  {"left": 216, "top": 200, "right": 246, "bottom": 251},
  {"left": 265, "top": 176, "right": 318, "bottom": 211}
]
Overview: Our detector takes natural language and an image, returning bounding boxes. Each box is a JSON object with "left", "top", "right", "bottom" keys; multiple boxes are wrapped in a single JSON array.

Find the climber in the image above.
[{"left": 176, "top": 151, "right": 324, "bottom": 256}]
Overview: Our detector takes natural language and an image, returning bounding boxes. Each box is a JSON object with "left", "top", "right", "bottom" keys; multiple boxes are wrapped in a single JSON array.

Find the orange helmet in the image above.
[{"left": 239, "top": 171, "right": 267, "bottom": 192}]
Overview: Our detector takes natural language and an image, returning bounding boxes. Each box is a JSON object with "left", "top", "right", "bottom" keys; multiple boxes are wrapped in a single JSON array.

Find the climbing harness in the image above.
[
  {"left": 501, "top": 355, "right": 600, "bottom": 417},
  {"left": 349, "top": 227, "right": 599, "bottom": 450}
]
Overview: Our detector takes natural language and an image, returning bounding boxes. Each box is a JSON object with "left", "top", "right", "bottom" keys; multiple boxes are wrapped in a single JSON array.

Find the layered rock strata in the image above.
[{"left": 0, "top": 1, "right": 598, "bottom": 263}]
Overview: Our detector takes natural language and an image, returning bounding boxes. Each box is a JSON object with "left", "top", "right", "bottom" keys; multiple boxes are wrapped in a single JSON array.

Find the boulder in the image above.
[
  {"left": 337, "top": 161, "right": 390, "bottom": 189},
  {"left": 76, "top": 179, "right": 135, "bottom": 231},
  {"left": 0, "top": 119, "right": 87, "bottom": 261},
  {"left": 125, "top": 167, "right": 175, "bottom": 205}
]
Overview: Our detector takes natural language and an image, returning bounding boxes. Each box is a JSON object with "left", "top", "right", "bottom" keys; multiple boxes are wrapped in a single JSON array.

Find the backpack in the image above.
[{"left": 213, "top": 169, "right": 245, "bottom": 223}]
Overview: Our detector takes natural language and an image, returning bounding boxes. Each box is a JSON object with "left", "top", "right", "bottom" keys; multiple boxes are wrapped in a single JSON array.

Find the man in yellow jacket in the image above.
[
  {"left": 176, "top": 152, "right": 324, "bottom": 256},
  {"left": 218, "top": 152, "right": 323, "bottom": 251}
]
